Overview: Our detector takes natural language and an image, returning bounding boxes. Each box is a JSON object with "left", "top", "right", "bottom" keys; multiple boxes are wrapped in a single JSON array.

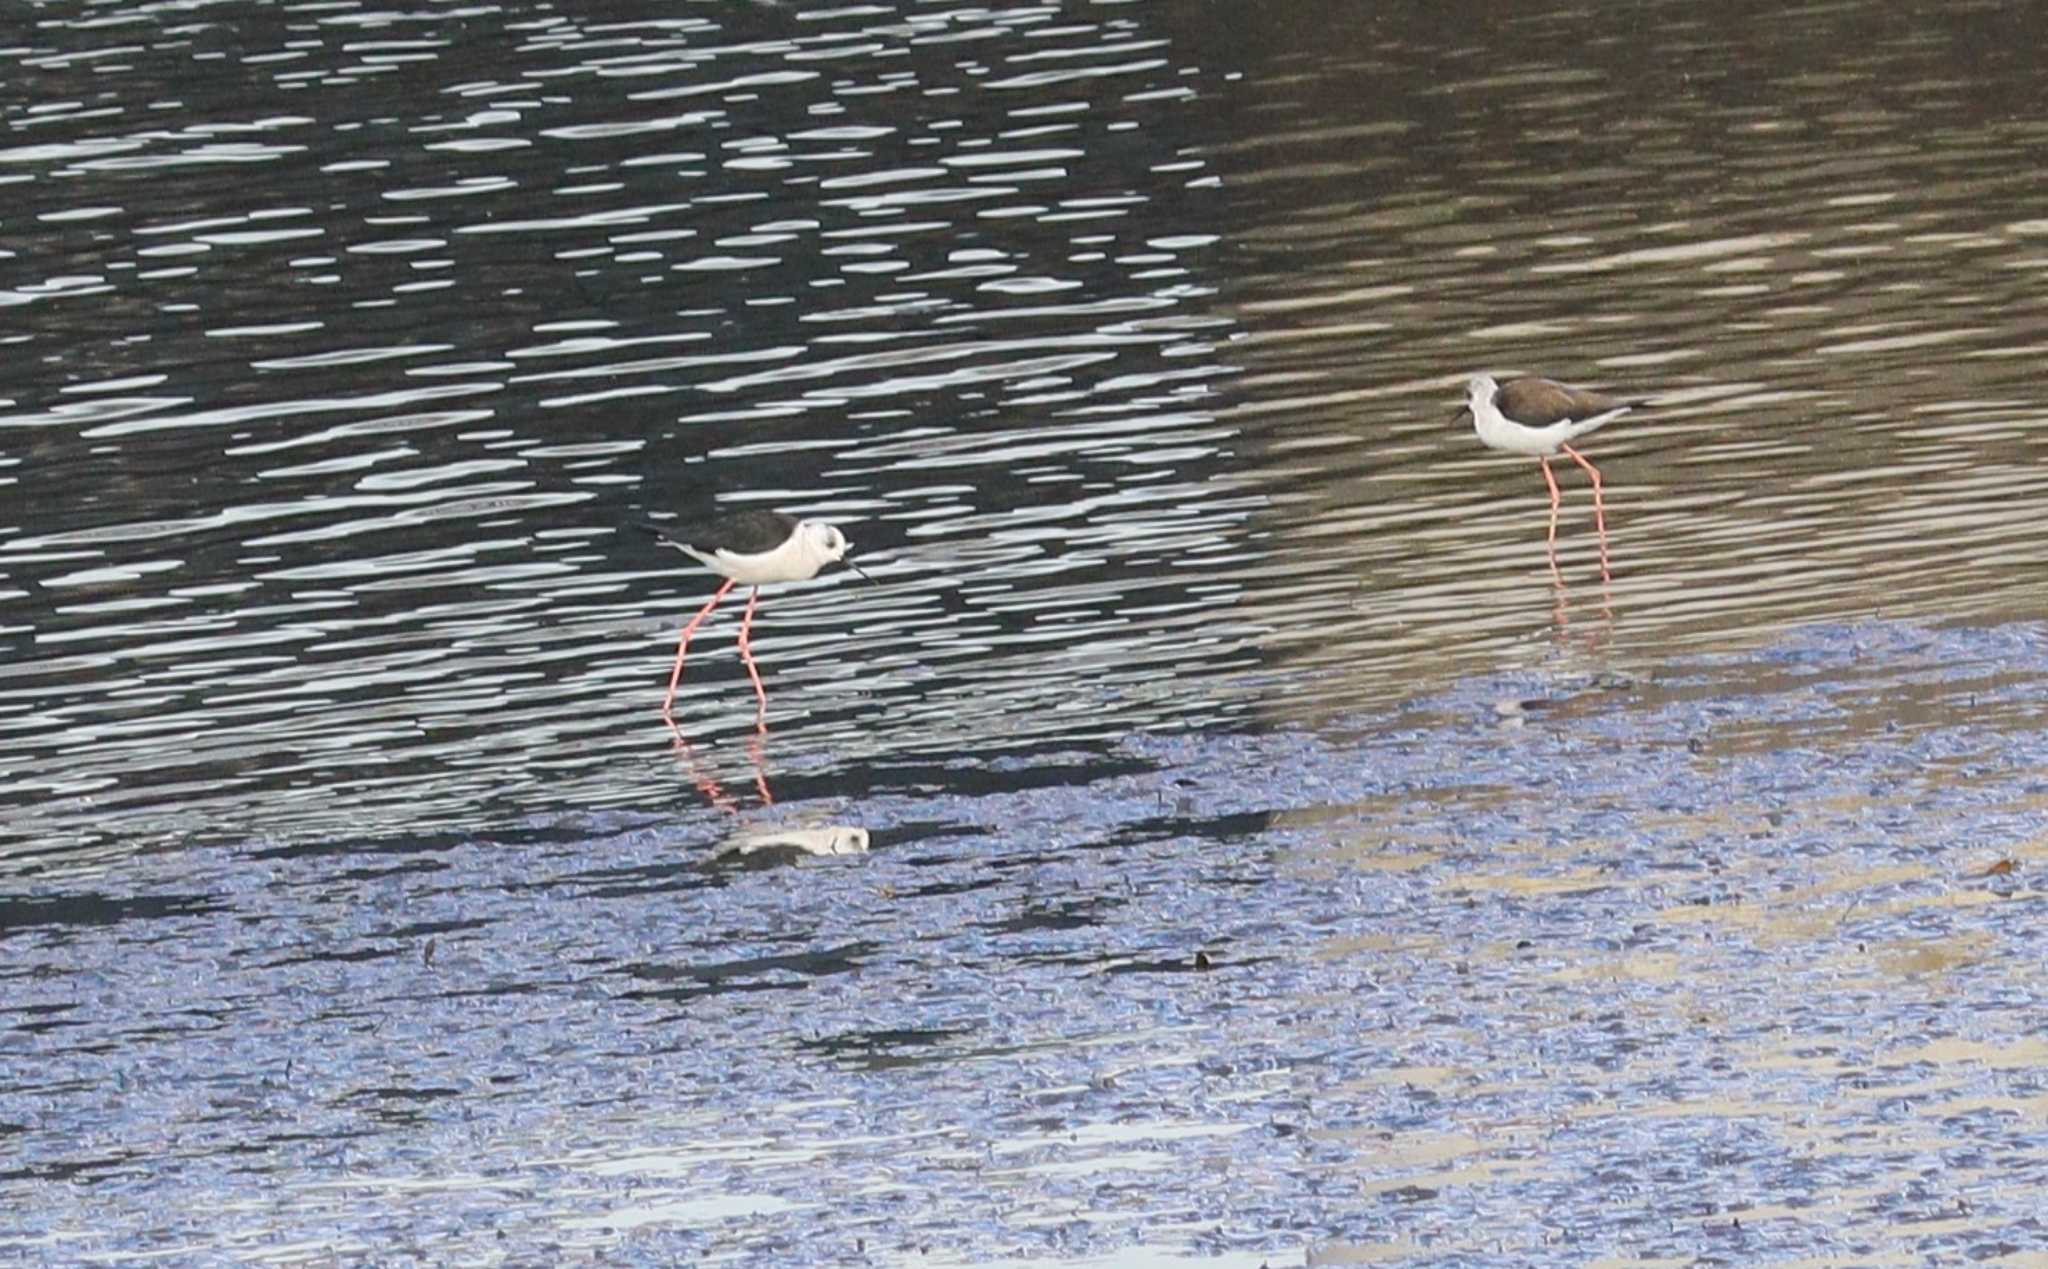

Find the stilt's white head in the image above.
[
  {"left": 1455, "top": 373, "right": 1497, "bottom": 430},
  {"left": 800, "top": 520, "right": 850, "bottom": 564}
]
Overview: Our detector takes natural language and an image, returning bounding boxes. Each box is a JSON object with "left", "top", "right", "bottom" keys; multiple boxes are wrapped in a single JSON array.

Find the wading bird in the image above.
[
  {"left": 639, "top": 510, "right": 868, "bottom": 725},
  {"left": 1457, "top": 373, "right": 1642, "bottom": 580}
]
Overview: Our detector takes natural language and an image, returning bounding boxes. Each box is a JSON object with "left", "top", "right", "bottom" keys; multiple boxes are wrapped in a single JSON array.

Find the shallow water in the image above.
[
  {"left": 4, "top": 1, "right": 2048, "bottom": 1264},
  {"left": 6, "top": 622, "right": 2047, "bottom": 1264}
]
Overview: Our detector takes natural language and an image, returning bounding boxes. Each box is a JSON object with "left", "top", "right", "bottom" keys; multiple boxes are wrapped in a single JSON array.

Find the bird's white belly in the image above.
[
  {"left": 1475, "top": 410, "right": 1573, "bottom": 456},
  {"left": 687, "top": 533, "right": 824, "bottom": 585}
]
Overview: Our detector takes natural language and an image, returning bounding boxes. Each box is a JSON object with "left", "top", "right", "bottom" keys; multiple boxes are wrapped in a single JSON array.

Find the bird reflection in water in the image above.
[
  {"left": 713, "top": 824, "right": 870, "bottom": 865},
  {"left": 672, "top": 723, "right": 869, "bottom": 864},
  {"left": 1550, "top": 571, "right": 1615, "bottom": 645},
  {"left": 669, "top": 724, "right": 775, "bottom": 814}
]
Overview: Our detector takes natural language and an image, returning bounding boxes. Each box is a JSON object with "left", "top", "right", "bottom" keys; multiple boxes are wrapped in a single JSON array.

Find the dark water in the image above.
[{"left": 5, "top": 2, "right": 2048, "bottom": 1264}]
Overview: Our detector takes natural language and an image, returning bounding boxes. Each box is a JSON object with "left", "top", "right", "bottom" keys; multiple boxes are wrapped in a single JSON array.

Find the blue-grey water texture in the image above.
[{"left": 6, "top": 1, "right": 2048, "bottom": 1265}]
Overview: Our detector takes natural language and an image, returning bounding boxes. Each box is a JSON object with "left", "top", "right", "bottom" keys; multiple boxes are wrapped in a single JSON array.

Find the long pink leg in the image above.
[
  {"left": 735, "top": 586, "right": 767, "bottom": 728},
  {"left": 1539, "top": 457, "right": 1564, "bottom": 583},
  {"left": 1560, "top": 443, "right": 1610, "bottom": 581},
  {"left": 747, "top": 729, "right": 774, "bottom": 806},
  {"left": 662, "top": 578, "right": 735, "bottom": 719}
]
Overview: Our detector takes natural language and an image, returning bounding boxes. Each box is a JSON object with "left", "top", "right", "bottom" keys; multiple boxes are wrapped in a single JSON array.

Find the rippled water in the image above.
[
  {"left": 7, "top": 2, "right": 2048, "bottom": 856},
  {"left": 5, "top": 1, "right": 2048, "bottom": 1264},
  {"left": 2, "top": 0, "right": 1260, "bottom": 859}
]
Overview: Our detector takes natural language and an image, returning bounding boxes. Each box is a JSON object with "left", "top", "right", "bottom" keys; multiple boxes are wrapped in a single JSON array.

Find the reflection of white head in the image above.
[
  {"left": 816, "top": 826, "right": 869, "bottom": 855},
  {"left": 801, "top": 520, "right": 850, "bottom": 564},
  {"left": 1465, "top": 373, "right": 1498, "bottom": 404}
]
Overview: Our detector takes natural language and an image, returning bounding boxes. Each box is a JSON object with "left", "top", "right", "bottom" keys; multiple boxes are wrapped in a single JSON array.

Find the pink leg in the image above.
[
  {"left": 747, "top": 729, "right": 774, "bottom": 807},
  {"left": 1560, "top": 443, "right": 1611, "bottom": 581},
  {"left": 662, "top": 578, "right": 735, "bottom": 719},
  {"left": 1538, "top": 457, "right": 1564, "bottom": 583},
  {"left": 735, "top": 586, "right": 767, "bottom": 729}
]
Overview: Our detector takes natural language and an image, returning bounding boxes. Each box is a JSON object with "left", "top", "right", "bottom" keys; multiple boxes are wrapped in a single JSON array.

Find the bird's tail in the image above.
[
  {"left": 632, "top": 520, "right": 689, "bottom": 549},
  {"left": 1564, "top": 399, "right": 1645, "bottom": 442}
]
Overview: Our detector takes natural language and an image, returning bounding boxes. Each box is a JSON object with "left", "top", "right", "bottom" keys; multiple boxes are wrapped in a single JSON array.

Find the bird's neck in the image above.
[{"left": 781, "top": 530, "right": 832, "bottom": 577}]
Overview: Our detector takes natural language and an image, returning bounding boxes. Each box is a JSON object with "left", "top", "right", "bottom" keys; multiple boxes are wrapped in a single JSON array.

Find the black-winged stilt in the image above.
[
  {"left": 638, "top": 510, "right": 869, "bottom": 724},
  {"left": 1457, "top": 373, "right": 1642, "bottom": 581}
]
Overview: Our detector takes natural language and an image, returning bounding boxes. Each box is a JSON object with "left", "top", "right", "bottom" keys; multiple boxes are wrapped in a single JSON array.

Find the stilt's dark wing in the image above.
[
  {"left": 638, "top": 509, "right": 798, "bottom": 556},
  {"left": 1496, "top": 377, "right": 1631, "bottom": 426}
]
